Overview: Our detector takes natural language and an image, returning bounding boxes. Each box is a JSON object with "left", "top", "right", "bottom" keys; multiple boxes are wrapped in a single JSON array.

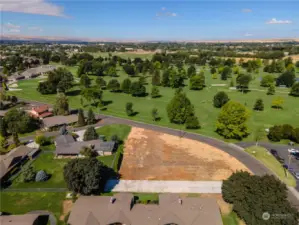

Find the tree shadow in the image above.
[
  {"left": 102, "top": 100, "right": 113, "bottom": 106},
  {"left": 130, "top": 112, "right": 139, "bottom": 117},
  {"left": 66, "top": 90, "right": 81, "bottom": 96},
  {"left": 152, "top": 95, "right": 162, "bottom": 98},
  {"left": 153, "top": 117, "right": 162, "bottom": 122}
]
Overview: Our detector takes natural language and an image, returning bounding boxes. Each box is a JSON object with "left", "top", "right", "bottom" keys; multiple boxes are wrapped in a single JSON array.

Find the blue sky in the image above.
[{"left": 0, "top": 0, "right": 298, "bottom": 40}]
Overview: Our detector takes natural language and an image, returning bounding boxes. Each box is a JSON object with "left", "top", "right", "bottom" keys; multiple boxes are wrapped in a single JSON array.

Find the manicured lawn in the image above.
[
  {"left": 222, "top": 212, "right": 239, "bottom": 225},
  {"left": 96, "top": 124, "right": 131, "bottom": 171},
  {"left": 39, "top": 144, "right": 56, "bottom": 151},
  {"left": 245, "top": 146, "right": 296, "bottom": 187},
  {"left": 11, "top": 153, "right": 69, "bottom": 188},
  {"left": 9, "top": 64, "right": 299, "bottom": 142},
  {"left": 0, "top": 192, "right": 65, "bottom": 224},
  {"left": 96, "top": 124, "right": 132, "bottom": 141}
]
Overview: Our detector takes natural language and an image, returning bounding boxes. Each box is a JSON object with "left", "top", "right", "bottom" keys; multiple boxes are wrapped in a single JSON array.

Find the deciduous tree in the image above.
[
  {"left": 290, "top": 83, "right": 299, "bottom": 97},
  {"left": 54, "top": 93, "right": 69, "bottom": 115},
  {"left": 121, "top": 78, "right": 131, "bottom": 94},
  {"left": 213, "top": 91, "right": 229, "bottom": 108},
  {"left": 253, "top": 99, "right": 264, "bottom": 111},
  {"left": 216, "top": 101, "right": 250, "bottom": 139}
]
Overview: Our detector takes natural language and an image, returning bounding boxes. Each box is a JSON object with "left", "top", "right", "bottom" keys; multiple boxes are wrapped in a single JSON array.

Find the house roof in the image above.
[
  {"left": 32, "top": 105, "right": 49, "bottom": 114},
  {"left": 39, "top": 112, "right": 53, "bottom": 118},
  {"left": 68, "top": 193, "right": 223, "bottom": 225},
  {"left": 42, "top": 114, "right": 78, "bottom": 128},
  {"left": 0, "top": 145, "right": 33, "bottom": 179},
  {"left": 55, "top": 137, "right": 115, "bottom": 155},
  {"left": 0, "top": 214, "right": 41, "bottom": 225}
]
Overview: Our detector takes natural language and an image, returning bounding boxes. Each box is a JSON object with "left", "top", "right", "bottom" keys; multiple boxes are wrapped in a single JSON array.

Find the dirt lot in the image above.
[{"left": 119, "top": 127, "right": 250, "bottom": 180}]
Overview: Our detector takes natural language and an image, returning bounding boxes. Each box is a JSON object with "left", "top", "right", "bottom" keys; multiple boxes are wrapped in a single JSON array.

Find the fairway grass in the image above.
[
  {"left": 222, "top": 212, "right": 239, "bottom": 225},
  {"left": 245, "top": 146, "right": 296, "bottom": 187},
  {"left": 0, "top": 192, "right": 65, "bottom": 224},
  {"left": 9, "top": 64, "right": 299, "bottom": 142}
]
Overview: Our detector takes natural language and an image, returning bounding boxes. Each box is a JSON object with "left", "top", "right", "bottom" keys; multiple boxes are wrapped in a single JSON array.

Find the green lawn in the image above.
[
  {"left": 0, "top": 192, "right": 65, "bottom": 224},
  {"left": 9, "top": 64, "right": 299, "bottom": 142},
  {"left": 222, "top": 212, "right": 239, "bottom": 225},
  {"left": 245, "top": 146, "right": 296, "bottom": 187},
  {"left": 96, "top": 124, "right": 131, "bottom": 171},
  {"left": 39, "top": 144, "right": 56, "bottom": 151},
  {"left": 11, "top": 153, "right": 69, "bottom": 188}
]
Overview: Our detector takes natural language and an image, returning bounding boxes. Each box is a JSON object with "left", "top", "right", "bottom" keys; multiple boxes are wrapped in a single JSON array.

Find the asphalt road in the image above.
[{"left": 238, "top": 142, "right": 299, "bottom": 192}]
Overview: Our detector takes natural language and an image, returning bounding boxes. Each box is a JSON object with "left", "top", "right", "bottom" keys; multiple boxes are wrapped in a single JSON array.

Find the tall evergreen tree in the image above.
[
  {"left": 0, "top": 117, "right": 7, "bottom": 137},
  {"left": 161, "top": 69, "right": 171, "bottom": 87},
  {"left": 86, "top": 108, "right": 96, "bottom": 125},
  {"left": 152, "top": 70, "right": 161, "bottom": 86},
  {"left": 77, "top": 108, "right": 86, "bottom": 126},
  {"left": 83, "top": 126, "right": 99, "bottom": 141},
  {"left": 121, "top": 78, "right": 132, "bottom": 94}
]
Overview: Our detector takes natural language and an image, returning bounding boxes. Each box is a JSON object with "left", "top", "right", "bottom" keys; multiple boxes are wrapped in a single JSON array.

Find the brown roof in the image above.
[
  {"left": 32, "top": 105, "right": 49, "bottom": 114},
  {"left": 0, "top": 214, "right": 40, "bottom": 225},
  {"left": 42, "top": 114, "right": 78, "bottom": 128},
  {"left": 68, "top": 193, "right": 223, "bottom": 225},
  {"left": 39, "top": 111, "right": 53, "bottom": 118},
  {"left": 0, "top": 145, "right": 33, "bottom": 179}
]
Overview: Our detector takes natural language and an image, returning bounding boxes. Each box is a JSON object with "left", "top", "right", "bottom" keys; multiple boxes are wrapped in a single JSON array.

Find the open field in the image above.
[
  {"left": 0, "top": 192, "right": 66, "bottom": 225},
  {"left": 9, "top": 62, "right": 299, "bottom": 142},
  {"left": 119, "top": 127, "right": 250, "bottom": 180},
  {"left": 245, "top": 146, "right": 296, "bottom": 187}
]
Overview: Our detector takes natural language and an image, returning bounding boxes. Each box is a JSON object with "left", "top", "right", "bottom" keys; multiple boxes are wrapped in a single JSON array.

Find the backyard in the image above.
[
  {"left": 8, "top": 62, "right": 299, "bottom": 142},
  {"left": 0, "top": 192, "right": 66, "bottom": 225}
]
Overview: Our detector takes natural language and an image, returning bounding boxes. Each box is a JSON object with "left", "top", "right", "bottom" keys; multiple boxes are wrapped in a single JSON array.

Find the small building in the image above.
[
  {"left": 55, "top": 134, "right": 115, "bottom": 156},
  {"left": 68, "top": 193, "right": 223, "bottom": 225},
  {"left": 30, "top": 105, "right": 53, "bottom": 119},
  {"left": 0, "top": 145, "right": 35, "bottom": 182},
  {"left": 42, "top": 114, "right": 78, "bottom": 130}
]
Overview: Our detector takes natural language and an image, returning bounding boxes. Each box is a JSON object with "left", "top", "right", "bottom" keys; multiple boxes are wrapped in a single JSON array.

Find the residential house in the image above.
[
  {"left": 54, "top": 134, "right": 115, "bottom": 156},
  {"left": 42, "top": 114, "right": 78, "bottom": 130},
  {"left": 0, "top": 213, "right": 48, "bottom": 225},
  {"left": 0, "top": 145, "right": 36, "bottom": 182},
  {"left": 68, "top": 193, "right": 223, "bottom": 225},
  {"left": 29, "top": 105, "right": 53, "bottom": 119}
]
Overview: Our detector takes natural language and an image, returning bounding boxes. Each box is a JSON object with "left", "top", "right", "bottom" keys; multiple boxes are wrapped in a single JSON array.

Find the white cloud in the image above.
[
  {"left": 4, "top": 22, "right": 20, "bottom": 29},
  {"left": 155, "top": 8, "right": 177, "bottom": 19},
  {"left": 266, "top": 18, "right": 292, "bottom": 24},
  {"left": 244, "top": 33, "right": 253, "bottom": 37},
  {"left": 7, "top": 28, "right": 20, "bottom": 33},
  {"left": 242, "top": 8, "right": 252, "bottom": 13},
  {"left": 0, "top": 0, "right": 67, "bottom": 17},
  {"left": 28, "top": 26, "right": 43, "bottom": 32}
]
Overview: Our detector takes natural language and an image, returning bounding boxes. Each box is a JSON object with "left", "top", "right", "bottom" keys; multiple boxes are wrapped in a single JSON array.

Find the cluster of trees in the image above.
[
  {"left": 0, "top": 108, "right": 40, "bottom": 146},
  {"left": 37, "top": 68, "right": 74, "bottom": 94},
  {"left": 22, "top": 166, "right": 49, "bottom": 183},
  {"left": 77, "top": 108, "right": 96, "bottom": 127},
  {"left": 222, "top": 171, "right": 299, "bottom": 225},
  {"left": 268, "top": 124, "right": 299, "bottom": 143}
]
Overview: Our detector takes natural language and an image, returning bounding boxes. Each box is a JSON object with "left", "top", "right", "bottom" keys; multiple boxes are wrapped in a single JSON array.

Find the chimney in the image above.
[
  {"left": 178, "top": 198, "right": 182, "bottom": 205},
  {"left": 110, "top": 197, "right": 116, "bottom": 204}
]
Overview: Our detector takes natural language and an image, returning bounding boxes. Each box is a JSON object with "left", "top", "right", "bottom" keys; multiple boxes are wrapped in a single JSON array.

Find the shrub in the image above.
[
  {"left": 126, "top": 102, "right": 134, "bottom": 116},
  {"left": 7, "top": 144, "right": 16, "bottom": 151},
  {"left": 35, "top": 170, "right": 49, "bottom": 182},
  {"left": 185, "top": 114, "right": 200, "bottom": 129},
  {"left": 267, "top": 125, "right": 283, "bottom": 142},
  {"left": 281, "top": 124, "right": 294, "bottom": 140},
  {"left": 22, "top": 166, "right": 36, "bottom": 182},
  {"left": 35, "top": 135, "right": 52, "bottom": 146},
  {"left": 111, "top": 134, "right": 119, "bottom": 144},
  {"left": 290, "top": 82, "right": 299, "bottom": 97},
  {"left": 291, "top": 128, "right": 299, "bottom": 143}
]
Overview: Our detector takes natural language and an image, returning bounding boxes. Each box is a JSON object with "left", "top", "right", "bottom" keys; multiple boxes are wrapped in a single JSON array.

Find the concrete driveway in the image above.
[{"left": 105, "top": 180, "right": 222, "bottom": 193}]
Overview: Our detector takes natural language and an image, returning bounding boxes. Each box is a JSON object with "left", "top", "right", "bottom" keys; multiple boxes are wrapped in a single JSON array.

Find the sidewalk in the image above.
[{"left": 105, "top": 180, "right": 222, "bottom": 193}]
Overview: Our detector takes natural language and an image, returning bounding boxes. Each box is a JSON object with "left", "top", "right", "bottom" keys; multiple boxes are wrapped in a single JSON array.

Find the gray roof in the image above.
[
  {"left": 55, "top": 137, "right": 115, "bottom": 155},
  {"left": 55, "top": 134, "right": 75, "bottom": 146},
  {"left": 42, "top": 114, "right": 78, "bottom": 128},
  {"left": 0, "top": 145, "right": 33, "bottom": 179},
  {"left": 68, "top": 193, "right": 223, "bottom": 225},
  {"left": 0, "top": 214, "right": 41, "bottom": 225}
]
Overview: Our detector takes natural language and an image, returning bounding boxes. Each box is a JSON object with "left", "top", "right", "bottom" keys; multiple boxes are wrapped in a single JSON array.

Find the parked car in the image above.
[
  {"left": 288, "top": 148, "right": 299, "bottom": 154},
  {"left": 270, "top": 149, "right": 285, "bottom": 164},
  {"left": 292, "top": 171, "right": 299, "bottom": 180}
]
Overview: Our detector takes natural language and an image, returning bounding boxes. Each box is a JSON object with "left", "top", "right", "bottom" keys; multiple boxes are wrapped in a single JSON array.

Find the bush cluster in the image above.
[
  {"left": 35, "top": 135, "right": 52, "bottom": 146},
  {"left": 268, "top": 124, "right": 299, "bottom": 143}
]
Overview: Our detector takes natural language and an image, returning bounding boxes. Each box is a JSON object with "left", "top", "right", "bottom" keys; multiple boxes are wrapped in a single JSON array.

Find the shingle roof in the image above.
[
  {"left": 32, "top": 105, "right": 49, "bottom": 114},
  {"left": 68, "top": 193, "right": 223, "bottom": 225},
  {"left": 0, "top": 214, "right": 41, "bottom": 225},
  {"left": 42, "top": 115, "right": 78, "bottom": 128},
  {"left": 0, "top": 145, "right": 33, "bottom": 179}
]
